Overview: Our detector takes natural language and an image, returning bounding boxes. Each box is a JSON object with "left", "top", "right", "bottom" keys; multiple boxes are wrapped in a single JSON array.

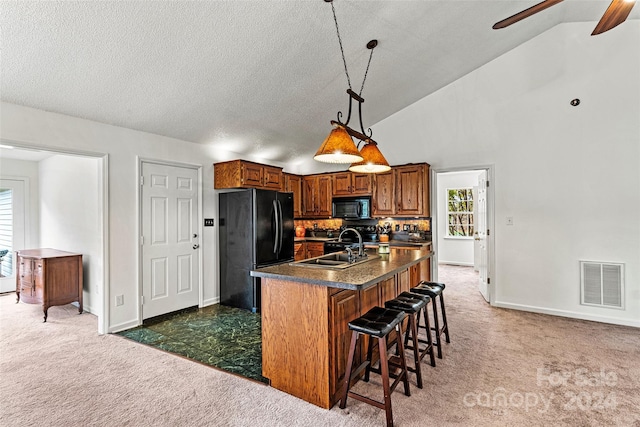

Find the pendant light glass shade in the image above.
[
  {"left": 348, "top": 141, "right": 391, "bottom": 173},
  {"left": 314, "top": 124, "right": 363, "bottom": 164}
]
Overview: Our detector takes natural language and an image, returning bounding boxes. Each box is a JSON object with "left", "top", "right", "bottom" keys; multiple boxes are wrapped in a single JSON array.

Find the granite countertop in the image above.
[{"left": 251, "top": 248, "right": 433, "bottom": 291}]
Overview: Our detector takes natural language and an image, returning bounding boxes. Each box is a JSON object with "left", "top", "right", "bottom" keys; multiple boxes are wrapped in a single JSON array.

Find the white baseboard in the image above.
[
  {"left": 438, "top": 261, "right": 474, "bottom": 267},
  {"left": 202, "top": 297, "right": 219, "bottom": 307},
  {"left": 493, "top": 301, "right": 640, "bottom": 328},
  {"left": 108, "top": 319, "right": 141, "bottom": 334}
]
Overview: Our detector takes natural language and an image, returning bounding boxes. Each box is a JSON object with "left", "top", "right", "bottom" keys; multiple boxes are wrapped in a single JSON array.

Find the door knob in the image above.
[
  {"left": 193, "top": 244, "right": 200, "bottom": 249},
  {"left": 193, "top": 233, "right": 198, "bottom": 238}
]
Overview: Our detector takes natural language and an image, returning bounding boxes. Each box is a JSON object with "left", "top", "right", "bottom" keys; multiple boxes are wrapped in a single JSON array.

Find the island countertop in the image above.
[{"left": 251, "top": 247, "right": 432, "bottom": 291}]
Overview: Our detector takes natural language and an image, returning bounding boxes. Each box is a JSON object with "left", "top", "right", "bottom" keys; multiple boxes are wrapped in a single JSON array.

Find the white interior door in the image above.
[
  {"left": 141, "top": 162, "right": 199, "bottom": 319},
  {"left": 0, "top": 179, "right": 26, "bottom": 293},
  {"left": 476, "top": 171, "right": 489, "bottom": 302},
  {"left": 472, "top": 185, "right": 480, "bottom": 272}
]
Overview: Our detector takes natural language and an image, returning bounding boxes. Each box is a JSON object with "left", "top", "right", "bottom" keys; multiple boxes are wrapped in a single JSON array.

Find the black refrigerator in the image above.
[{"left": 219, "top": 188, "right": 294, "bottom": 312}]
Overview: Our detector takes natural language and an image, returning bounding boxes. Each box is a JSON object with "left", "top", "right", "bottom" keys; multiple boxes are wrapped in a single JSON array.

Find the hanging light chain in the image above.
[
  {"left": 331, "top": 1, "right": 352, "bottom": 91},
  {"left": 359, "top": 46, "right": 374, "bottom": 97}
]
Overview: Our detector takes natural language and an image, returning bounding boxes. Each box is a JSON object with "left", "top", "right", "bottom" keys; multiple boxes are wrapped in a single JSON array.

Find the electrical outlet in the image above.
[
  {"left": 115, "top": 295, "right": 124, "bottom": 306},
  {"left": 506, "top": 217, "right": 514, "bottom": 226}
]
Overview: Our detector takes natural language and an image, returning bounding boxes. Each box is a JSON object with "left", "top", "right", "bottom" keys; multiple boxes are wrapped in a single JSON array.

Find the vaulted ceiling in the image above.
[{"left": 2, "top": 1, "right": 638, "bottom": 166}]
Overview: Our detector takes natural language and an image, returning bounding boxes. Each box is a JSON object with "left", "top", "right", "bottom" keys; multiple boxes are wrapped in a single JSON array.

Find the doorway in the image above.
[
  {"left": 432, "top": 167, "right": 494, "bottom": 304},
  {"left": 138, "top": 159, "right": 202, "bottom": 321},
  {"left": 0, "top": 141, "right": 109, "bottom": 334},
  {"left": 0, "top": 178, "right": 27, "bottom": 293}
]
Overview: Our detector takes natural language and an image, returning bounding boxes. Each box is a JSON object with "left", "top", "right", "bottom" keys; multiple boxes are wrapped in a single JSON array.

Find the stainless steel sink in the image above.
[{"left": 290, "top": 251, "right": 380, "bottom": 269}]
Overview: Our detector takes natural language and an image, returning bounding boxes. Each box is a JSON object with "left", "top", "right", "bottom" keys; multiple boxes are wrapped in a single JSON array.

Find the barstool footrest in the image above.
[{"left": 347, "top": 391, "right": 387, "bottom": 411}]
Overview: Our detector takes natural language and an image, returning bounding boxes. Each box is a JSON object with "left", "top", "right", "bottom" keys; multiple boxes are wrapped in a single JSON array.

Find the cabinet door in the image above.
[
  {"left": 285, "top": 174, "right": 303, "bottom": 218},
  {"left": 306, "top": 242, "right": 324, "bottom": 258},
  {"left": 294, "top": 242, "right": 306, "bottom": 261},
  {"left": 302, "top": 176, "right": 316, "bottom": 217},
  {"left": 395, "top": 267, "right": 410, "bottom": 294},
  {"left": 378, "top": 277, "right": 396, "bottom": 304},
  {"left": 329, "top": 289, "right": 359, "bottom": 403},
  {"left": 34, "top": 261, "right": 45, "bottom": 301},
  {"left": 351, "top": 173, "right": 372, "bottom": 196},
  {"left": 395, "top": 165, "right": 425, "bottom": 216},
  {"left": 420, "top": 258, "right": 431, "bottom": 282},
  {"left": 332, "top": 172, "right": 352, "bottom": 197},
  {"left": 263, "top": 165, "right": 283, "bottom": 190},
  {"left": 409, "top": 264, "right": 420, "bottom": 290},
  {"left": 316, "top": 175, "right": 333, "bottom": 217},
  {"left": 241, "top": 163, "right": 263, "bottom": 187},
  {"left": 372, "top": 170, "right": 395, "bottom": 216}
]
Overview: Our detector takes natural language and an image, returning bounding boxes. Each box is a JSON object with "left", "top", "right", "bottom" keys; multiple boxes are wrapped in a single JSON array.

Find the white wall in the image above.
[
  {"left": 370, "top": 22, "right": 640, "bottom": 327},
  {"left": 39, "top": 154, "right": 102, "bottom": 315},
  {"left": 437, "top": 170, "right": 480, "bottom": 266},
  {"left": 0, "top": 103, "right": 284, "bottom": 332},
  {"left": 0, "top": 158, "right": 40, "bottom": 249}
]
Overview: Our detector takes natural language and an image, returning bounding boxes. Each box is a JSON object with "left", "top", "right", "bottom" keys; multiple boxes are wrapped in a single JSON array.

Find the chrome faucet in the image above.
[{"left": 338, "top": 227, "right": 365, "bottom": 258}]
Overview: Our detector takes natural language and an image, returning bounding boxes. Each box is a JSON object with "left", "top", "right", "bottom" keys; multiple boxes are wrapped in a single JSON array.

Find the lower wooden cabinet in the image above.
[
  {"left": 261, "top": 267, "right": 414, "bottom": 409},
  {"left": 294, "top": 242, "right": 306, "bottom": 261},
  {"left": 328, "top": 288, "right": 359, "bottom": 405},
  {"left": 16, "top": 248, "right": 83, "bottom": 322},
  {"left": 306, "top": 242, "right": 324, "bottom": 259}
]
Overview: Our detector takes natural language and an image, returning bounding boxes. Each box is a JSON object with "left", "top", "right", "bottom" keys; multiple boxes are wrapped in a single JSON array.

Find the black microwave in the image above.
[{"left": 332, "top": 197, "right": 371, "bottom": 219}]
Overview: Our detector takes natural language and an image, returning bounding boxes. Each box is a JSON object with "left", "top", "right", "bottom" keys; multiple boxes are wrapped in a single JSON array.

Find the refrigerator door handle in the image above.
[
  {"left": 277, "top": 199, "right": 284, "bottom": 255},
  {"left": 273, "top": 199, "right": 280, "bottom": 254}
]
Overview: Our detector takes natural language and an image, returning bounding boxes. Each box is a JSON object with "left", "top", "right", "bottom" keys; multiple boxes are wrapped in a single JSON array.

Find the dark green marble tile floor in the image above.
[{"left": 117, "top": 304, "right": 267, "bottom": 383}]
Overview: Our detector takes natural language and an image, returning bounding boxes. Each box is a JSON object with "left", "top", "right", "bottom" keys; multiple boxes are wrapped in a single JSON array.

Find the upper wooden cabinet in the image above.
[
  {"left": 332, "top": 172, "right": 373, "bottom": 197},
  {"left": 372, "top": 163, "right": 430, "bottom": 217},
  {"left": 283, "top": 173, "right": 303, "bottom": 218},
  {"left": 214, "top": 160, "right": 283, "bottom": 190},
  {"left": 371, "top": 170, "right": 395, "bottom": 216},
  {"left": 302, "top": 174, "right": 332, "bottom": 217},
  {"left": 395, "top": 164, "right": 429, "bottom": 216}
]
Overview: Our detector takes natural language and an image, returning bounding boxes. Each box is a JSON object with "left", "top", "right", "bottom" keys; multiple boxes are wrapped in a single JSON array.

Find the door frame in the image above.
[
  {"left": 431, "top": 165, "right": 495, "bottom": 304},
  {"left": 136, "top": 157, "right": 204, "bottom": 325},
  {"left": 0, "top": 138, "right": 110, "bottom": 333},
  {"left": 0, "top": 177, "right": 29, "bottom": 292}
]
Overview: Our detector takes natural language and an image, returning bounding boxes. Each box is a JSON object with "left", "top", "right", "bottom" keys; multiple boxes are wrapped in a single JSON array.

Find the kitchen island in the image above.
[{"left": 251, "top": 247, "right": 432, "bottom": 409}]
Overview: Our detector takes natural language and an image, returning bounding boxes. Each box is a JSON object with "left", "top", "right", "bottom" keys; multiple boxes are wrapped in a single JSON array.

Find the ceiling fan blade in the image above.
[
  {"left": 591, "top": 0, "right": 636, "bottom": 35},
  {"left": 493, "top": 0, "right": 564, "bottom": 29}
]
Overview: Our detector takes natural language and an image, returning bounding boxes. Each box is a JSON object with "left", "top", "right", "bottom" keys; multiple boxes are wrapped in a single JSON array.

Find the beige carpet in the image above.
[{"left": 1, "top": 265, "right": 639, "bottom": 426}]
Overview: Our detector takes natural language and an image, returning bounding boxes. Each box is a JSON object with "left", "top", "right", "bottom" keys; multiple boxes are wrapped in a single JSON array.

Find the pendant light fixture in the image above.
[{"left": 314, "top": 0, "right": 390, "bottom": 173}]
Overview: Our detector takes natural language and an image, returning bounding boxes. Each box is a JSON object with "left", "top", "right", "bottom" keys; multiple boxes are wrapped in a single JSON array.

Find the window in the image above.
[{"left": 447, "top": 188, "right": 474, "bottom": 237}]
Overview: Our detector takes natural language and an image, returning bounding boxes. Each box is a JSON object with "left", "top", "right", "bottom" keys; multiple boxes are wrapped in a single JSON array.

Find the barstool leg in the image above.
[
  {"left": 440, "top": 293, "right": 450, "bottom": 343},
  {"left": 339, "top": 330, "right": 359, "bottom": 409},
  {"left": 407, "top": 313, "right": 423, "bottom": 388},
  {"left": 431, "top": 297, "right": 443, "bottom": 359},
  {"left": 378, "top": 336, "right": 394, "bottom": 427},
  {"left": 364, "top": 334, "right": 374, "bottom": 382},
  {"left": 395, "top": 323, "right": 411, "bottom": 397},
  {"left": 419, "top": 304, "right": 437, "bottom": 367}
]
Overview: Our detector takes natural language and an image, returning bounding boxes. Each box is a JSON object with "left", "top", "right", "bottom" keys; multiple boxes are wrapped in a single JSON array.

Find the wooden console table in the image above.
[{"left": 16, "top": 248, "right": 83, "bottom": 322}]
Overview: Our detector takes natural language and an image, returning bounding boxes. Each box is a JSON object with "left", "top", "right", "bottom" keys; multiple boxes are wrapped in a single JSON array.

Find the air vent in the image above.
[{"left": 580, "top": 261, "right": 624, "bottom": 309}]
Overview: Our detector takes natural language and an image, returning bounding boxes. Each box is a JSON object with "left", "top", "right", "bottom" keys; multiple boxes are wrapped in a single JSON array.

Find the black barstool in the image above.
[
  {"left": 411, "top": 281, "right": 450, "bottom": 358},
  {"left": 340, "top": 306, "right": 410, "bottom": 427},
  {"left": 384, "top": 292, "right": 436, "bottom": 389}
]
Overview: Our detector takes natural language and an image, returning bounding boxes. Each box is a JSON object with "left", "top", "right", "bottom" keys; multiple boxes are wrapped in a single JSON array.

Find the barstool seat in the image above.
[
  {"left": 340, "top": 307, "right": 410, "bottom": 427},
  {"left": 385, "top": 292, "right": 435, "bottom": 389},
  {"left": 411, "top": 281, "right": 450, "bottom": 358},
  {"left": 348, "top": 306, "right": 405, "bottom": 337}
]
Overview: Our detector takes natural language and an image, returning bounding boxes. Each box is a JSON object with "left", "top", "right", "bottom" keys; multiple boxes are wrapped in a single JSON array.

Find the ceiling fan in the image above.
[{"left": 493, "top": 0, "right": 636, "bottom": 35}]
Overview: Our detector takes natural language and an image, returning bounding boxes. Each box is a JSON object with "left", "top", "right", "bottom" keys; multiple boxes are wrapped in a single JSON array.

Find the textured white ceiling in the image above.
[{"left": 1, "top": 1, "right": 638, "bottom": 166}]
